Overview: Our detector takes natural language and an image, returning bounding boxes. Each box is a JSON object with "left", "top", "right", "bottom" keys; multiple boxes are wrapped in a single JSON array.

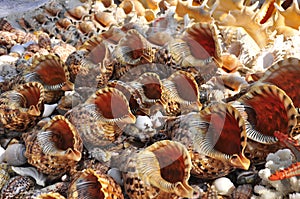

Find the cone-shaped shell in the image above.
[
  {"left": 122, "top": 140, "right": 194, "bottom": 199},
  {"left": 231, "top": 83, "right": 297, "bottom": 162},
  {"left": 23, "top": 115, "right": 83, "bottom": 176},
  {"left": 259, "top": 57, "right": 300, "bottom": 107},
  {"left": 162, "top": 70, "right": 202, "bottom": 115},
  {"left": 164, "top": 103, "right": 250, "bottom": 178},
  {"left": 24, "top": 54, "right": 73, "bottom": 103},
  {"left": 66, "top": 87, "right": 136, "bottom": 162},
  {"left": 68, "top": 169, "right": 124, "bottom": 199},
  {"left": 114, "top": 29, "right": 156, "bottom": 66},
  {"left": 0, "top": 82, "right": 44, "bottom": 131}
]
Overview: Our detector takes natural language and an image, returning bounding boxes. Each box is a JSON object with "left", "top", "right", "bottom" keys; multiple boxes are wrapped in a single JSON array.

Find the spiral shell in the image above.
[
  {"left": 0, "top": 143, "right": 27, "bottom": 166},
  {"left": 0, "top": 82, "right": 44, "bottom": 131},
  {"left": 23, "top": 53, "right": 74, "bottom": 103},
  {"left": 68, "top": 168, "right": 124, "bottom": 199},
  {"left": 162, "top": 70, "right": 202, "bottom": 116},
  {"left": 23, "top": 115, "right": 83, "bottom": 176},
  {"left": 164, "top": 103, "right": 250, "bottom": 178},
  {"left": 121, "top": 140, "right": 194, "bottom": 199},
  {"left": 0, "top": 175, "right": 35, "bottom": 199},
  {"left": 231, "top": 83, "right": 297, "bottom": 162}
]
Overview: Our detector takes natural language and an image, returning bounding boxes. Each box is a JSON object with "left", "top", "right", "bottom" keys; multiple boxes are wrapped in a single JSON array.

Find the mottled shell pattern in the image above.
[
  {"left": 23, "top": 53, "right": 74, "bottom": 103},
  {"left": 23, "top": 115, "right": 83, "bottom": 176},
  {"left": 0, "top": 81, "right": 44, "bottom": 131},
  {"left": 162, "top": 103, "right": 250, "bottom": 179},
  {"left": 68, "top": 168, "right": 124, "bottom": 199},
  {"left": 231, "top": 83, "right": 297, "bottom": 162},
  {"left": 121, "top": 140, "right": 195, "bottom": 199}
]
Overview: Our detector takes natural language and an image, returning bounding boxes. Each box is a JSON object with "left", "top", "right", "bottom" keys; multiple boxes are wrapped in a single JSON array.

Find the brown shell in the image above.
[
  {"left": 23, "top": 115, "right": 83, "bottom": 176},
  {"left": 66, "top": 87, "right": 136, "bottom": 162},
  {"left": 164, "top": 103, "right": 250, "bottom": 179},
  {"left": 122, "top": 140, "right": 194, "bottom": 199},
  {"left": 0, "top": 176, "right": 35, "bottom": 199},
  {"left": 24, "top": 53, "right": 74, "bottom": 103},
  {"left": 114, "top": 29, "right": 156, "bottom": 66},
  {"left": 35, "top": 192, "right": 66, "bottom": 199},
  {"left": 232, "top": 83, "right": 297, "bottom": 162},
  {"left": 232, "top": 184, "right": 253, "bottom": 199},
  {"left": 0, "top": 82, "right": 45, "bottom": 131},
  {"left": 37, "top": 32, "right": 52, "bottom": 51},
  {"left": 67, "top": 169, "right": 124, "bottom": 199},
  {"left": 162, "top": 70, "right": 202, "bottom": 116},
  {"left": 259, "top": 57, "right": 300, "bottom": 107}
]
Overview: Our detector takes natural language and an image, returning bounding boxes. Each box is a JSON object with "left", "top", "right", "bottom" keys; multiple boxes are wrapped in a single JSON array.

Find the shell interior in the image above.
[
  {"left": 136, "top": 73, "right": 163, "bottom": 102},
  {"left": 17, "top": 82, "right": 44, "bottom": 111},
  {"left": 81, "top": 36, "right": 109, "bottom": 65}
]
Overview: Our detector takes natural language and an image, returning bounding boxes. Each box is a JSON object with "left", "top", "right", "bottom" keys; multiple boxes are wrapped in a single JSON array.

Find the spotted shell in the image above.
[
  {"left": 23, "top": 53, "right": 74, "bottom": 103},
  {"left": 258, "top": 57, "right": 300, "bottom": 107},
  {"left": 68, "top": 169, "right": 124, "bottom": 199},
  {"left": 0, "top": 167, "right": 10, "bottom": 190},
  {"left": 161, "top": 70, "right": 202, "bottom": 116},
  {"left": 121, "top": 140, "right": 195, "bottom": 199},
  {"left": 231, "top": 83, "right": 297, "bottom": 162},
  {"left": 163, "top": 103, "right": 250, "bottom": 179},
  {"left": 66, "top": 87, "right": 136, "bottom": 163},
  {"left": 0, "top": 82, "right": 44, "bottom": 131},
  {"left": 0, "top": 175, "right": 35, "bottom": 199},
  {"left": 114, "top": 29, "right": 156, "bottom": 66},
  {"left": 23, "top": 115, "right": 83, "bottom": 176}
]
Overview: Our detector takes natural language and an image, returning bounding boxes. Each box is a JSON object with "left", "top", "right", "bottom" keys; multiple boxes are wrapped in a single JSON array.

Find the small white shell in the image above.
[
  {"left": 10, "top": 45, "right": 25, "bottom": 55},
  {"left": 11, "top": 166, "right": 47, "bottom": 186},
  {"left": 212, "top": 177, "right": 235, "bottom": 196},
  {"left": 42, "top": 103, "right": 58, "bottom": 117},
  {"left": 0, "top": 144, "right": 27, "bottom": 166},
  {"left": 134, "top": 115, "right": 154, "bottom": 131}
]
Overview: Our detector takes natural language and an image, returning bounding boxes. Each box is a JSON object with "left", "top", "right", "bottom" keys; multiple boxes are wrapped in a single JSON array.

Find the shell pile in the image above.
[{"left": 0, "top": 0, "right": 300, "bottom": 198}]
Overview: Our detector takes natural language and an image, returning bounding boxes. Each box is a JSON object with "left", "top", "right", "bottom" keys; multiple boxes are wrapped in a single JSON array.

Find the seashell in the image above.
[
  {"left": 175, "top": 0, "right": 213, "bottom": 22},
  {"left": 23, "top": 115, "right": 83, "bottom": 176},
  {"left": 231, "top": 84, "right": 297, "bottom": 162},
  {"left": 212, "top": 177, "right": 235, "bottom": 196},
  {"left": 121, "top": 140, "right": 195, "bottom": 199},
  {"left": 0, "top": 143, "right": 27, "bottom": 166},
  {"left": 24, "top": 53, "right": 74, "bottom": 103},
  {"left": 65, "top": 5, "right": 90, "bottom": 21},
  {"left": 144, "top": 9, "right": 156, "bottom": 22},
  {"left": 66, "top": 87, "right": 136, "bottom": 163},
  {"left": 36, "top": 32, "right": 52, "bottom": 51},
  {"left": 68, "top": 168, "right": 124, "bottom": 199},
  {"left": 162, "top": 70, "right": 202, "bottom": 116},
  {"left": 258, "top": 57, "right": 300, "bottom": 107},
  {"left": 100, "top": 26, "right": 126, "bottom": 44},
  {"left": 0, "top": 167, "right": 10, "bottom": 190},
  {"left": 163, "top": 103, "right": 250, "bottom": 178},
  {"left": 52, "top": 43, "right": 76, "bottom": 62},
  {"left": 0, "top": 82, "right": 45, "bottom": 131},
  {"left": 10, "top": 44, "right": 25, "bottom": 56},
  {"left": 0, "top": 175, "right": 35, "bottom": 199},
  {"left": 34, "top": 192, "right": 66, "bottom": 199},
  {"left": 232, "top": 184, "right": 253, "bottom": 199},
  {"left": 94, "top": 11, "right": 117, "bottom": 28},
  {"left": 120, "top": 0, "right": 146, "bottom": 16},
  {"left": 114, "top": 29, "right": 156, "bottom": 66},
  {"left": 11, "top": 166, "right": 47, "bottom": 186},
  {"left": 44, "top": 1, "right": 64, "bottom": 16},
  {"left": 42, "top": 103, "right": 58, "bottom": 118},
  {"left": 107, "top": 167, "right": 123, "bottom": 185},
  {"left": 77, "top": 21, "right": 96, "bottom": 35}
]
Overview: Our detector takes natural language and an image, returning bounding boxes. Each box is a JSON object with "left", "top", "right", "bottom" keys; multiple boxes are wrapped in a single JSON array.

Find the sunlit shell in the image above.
[
  {"left": 65, "top": 5, "right": 90, "bottom": 21},
  {"left": 93, "top": 11, "right": 117, "bottom": 28},
  {"left": 162, "top": 70, "right": 202, "bottom": 116},
  {"left": 114, "top": 29, "right": 156, "bottom": 66},
  {"left": 23, "top": 115, "right": 83, "bottom": 176},
  {"left": 164, "top": 103, "right": 250, "bottom": 179},
  {"left": 24, "top": 53, "right": 74, "bottom": 103},
  {"left": 122, "top": 140, "right": 195, "bottom": 199},
  {"left": 0, "top": 82, "right": 44, "bottom": 131},
  {"left": 258, "top": 57, "right": 300, "bottom": 107},
  {"left": 0, "top": 175, "right": 35, "bottom": 199},
  {"left": 231, "top": 84, "right": 297, "bottom": 162},
  {"left": 66, "top": 87, "right": 136, "bottom": 162},
  {"left": 120, "top": 0, "right": 146, "bottom": 16},
  {"left": 68, "top": 169, "right": 124, "bottom": 199}
]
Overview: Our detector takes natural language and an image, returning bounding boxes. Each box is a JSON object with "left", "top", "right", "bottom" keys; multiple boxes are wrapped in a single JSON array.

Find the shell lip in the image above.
[
  {"left": 229, "top": 154, "right": 250, "bottom": 170},
  {"left": 27, "top": 105, "right": 41, "bottom": 116},
  {"left": 61, "top": 81, "right": 74, "bottom": 91}
]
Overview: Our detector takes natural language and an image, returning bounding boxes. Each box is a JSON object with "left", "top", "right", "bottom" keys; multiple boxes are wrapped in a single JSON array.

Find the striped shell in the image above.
[
  {"left": 162, "top": 70, "right": 202, "bottom": 116},
  {"left": 23, "top": 115, "right": 83, "bottom": 176},
  {"left": 231, "top": 83, "right": 297, "bottom": 162},
  {"left": 0, "top": 82, "right": 44, "bottom": 131},
  {"left": 163, "top": 103, "right": 250, "bottom": 179},
  {"left": 24, "top": 54, "right": 74, "bottom": 103},
  {"left": 66, "top": 87, "right": 136, "bottom": 163},
  {"left": 68, "top": 169, "right": 124, "bottom": 199},
  {"left": 121, "top": 140, "right": 194, "bottom": 199}
]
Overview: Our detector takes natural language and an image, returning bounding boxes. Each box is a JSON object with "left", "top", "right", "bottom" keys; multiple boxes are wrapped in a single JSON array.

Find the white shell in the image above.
[
  {"left": 107, "top": 168, "right": 123, "bottom": 185},
  {"left": 1, "top": 144, "right": 27, "bottom": 166},
  {"left": 10, "top": 45, "right": 25, "bottom": 55},
  {"left": 212, "top": 177, "right": 235, "bottom": 196},
  {"left": 134, "top": 115, "right": 154, "bottom": 131},
  {"left": 11, "top": 166, "right": 47, "bottom": 186},
  {"left": 150, "top": 111, "right": 164, "bottom": 128},
  {"left": 42, "top": 103, "right": 58, "bottom": 117}
]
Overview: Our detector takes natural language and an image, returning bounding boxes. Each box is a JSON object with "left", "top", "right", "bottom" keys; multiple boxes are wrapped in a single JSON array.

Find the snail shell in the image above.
[{"left": 1, "top": 143, "right": 27, "bottom": 166}]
